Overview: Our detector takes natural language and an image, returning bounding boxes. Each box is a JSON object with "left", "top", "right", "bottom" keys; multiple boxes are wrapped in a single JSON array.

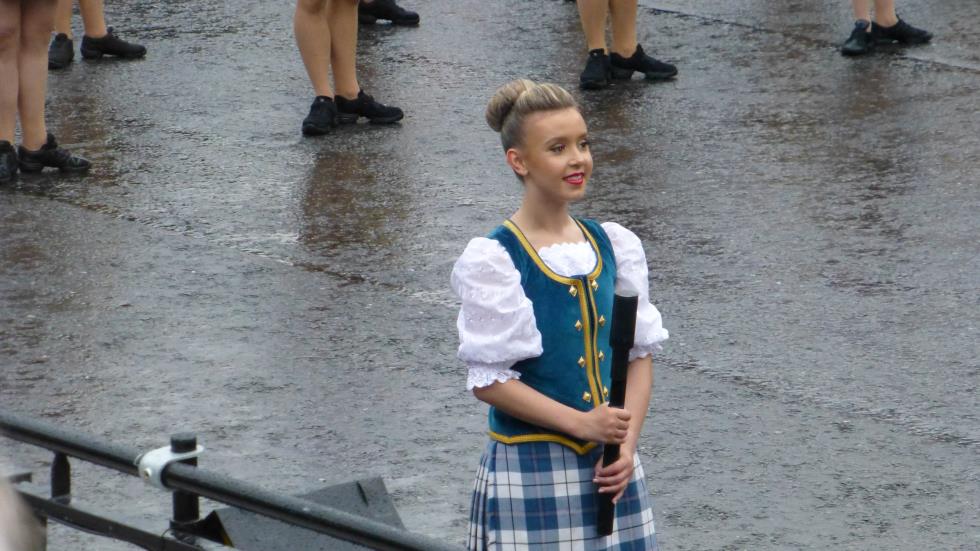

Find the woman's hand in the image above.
[
  {"left": 594, "top": 445, "right": 635, "bottom": 503},
  {"left": 577, "top": 403, "right": 630, "bottom": 444}
]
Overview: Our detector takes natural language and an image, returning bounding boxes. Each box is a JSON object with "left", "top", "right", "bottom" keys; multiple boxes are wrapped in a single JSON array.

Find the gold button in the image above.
[
  {"left": 574, "top": 320, "right": 583, "bottom": 332},
  {"left": 568, "top": 286, "right": 578, "bottom": 297},
  {"left": 603, "top": 386, "right": 609, "bottom": 397},
  {"left": 591, "top": 280, "right": 599, "bottom": 291},
  {"left": 598, "top": 315, "right": 606, "bottom": 327},
  {"left": 582, "top": 392, "right": 592, "bottom": 402},
  {"left": 598, "top": 351, "right": 605, "bottom": 361},
  {"left": 578, "top": 356, "right": 586, "bottom": 368}
]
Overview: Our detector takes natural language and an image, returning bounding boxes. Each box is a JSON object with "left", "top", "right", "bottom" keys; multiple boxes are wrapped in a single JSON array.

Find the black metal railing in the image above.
[{"left": 0, "top": 409, "right": 462, "bottom": 551}]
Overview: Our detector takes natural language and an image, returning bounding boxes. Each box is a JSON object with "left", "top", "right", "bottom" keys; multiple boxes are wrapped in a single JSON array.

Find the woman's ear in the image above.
[{"left": 505, "top": 148, "right": 528, "bottom": 177}]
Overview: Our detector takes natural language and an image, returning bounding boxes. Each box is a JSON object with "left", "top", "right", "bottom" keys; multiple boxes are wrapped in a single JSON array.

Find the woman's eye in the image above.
[
  {"left": 580, "top": 140, "right": 590, "bottom": 149},
  {"left": 551, "top": 144, "right": 565, "bottom": 153}
]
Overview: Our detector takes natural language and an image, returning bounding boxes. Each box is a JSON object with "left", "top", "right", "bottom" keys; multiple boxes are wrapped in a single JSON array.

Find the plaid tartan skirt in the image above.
[{"left": 467, "top": 440, "right": 659, "bottom": 551}]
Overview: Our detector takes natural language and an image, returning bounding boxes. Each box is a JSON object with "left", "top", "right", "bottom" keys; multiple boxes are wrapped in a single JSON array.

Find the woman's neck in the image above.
[{"left": 511, "top": 197, "right": 582, "bottom": 249}]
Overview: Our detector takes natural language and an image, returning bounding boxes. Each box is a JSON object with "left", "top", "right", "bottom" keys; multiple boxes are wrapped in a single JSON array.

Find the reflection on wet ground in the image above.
[{"left": 1, "top": 0, "right": 978, "bottom": 549}]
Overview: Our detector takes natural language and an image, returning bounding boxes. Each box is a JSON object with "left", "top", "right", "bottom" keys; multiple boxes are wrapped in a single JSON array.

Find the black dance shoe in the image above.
[
  {"left": 0, "top": 141, "right": 18, "bottom": 184},
  {"left": 359, "top": 0, "right": 420, "bottom": 26},
  {"left": 579, "top": 49, "right": 611, "bottom": 90},
  {"left": 17, "top": 134, "right": 91, "bottom": 173},
  {"left": 48, "top": 33, "right": 75, "bottom": 69},
  {"left": 841, "top": 20, "right": 875, "bottom": 56},
  {"left": 609, "top": 44, "right": 677, "bottom": 80},
  {"left": 335, "top": 90, "right": 404, "bottom": 124},
  {"left": 302, "top": 96, "right": 339, "bottom": 136},
  {"left": 80, "top": 27, "right": 147, "bottom": 59},
  {"left": 873, "top": 18, "right": 933, "bottom": 45}
]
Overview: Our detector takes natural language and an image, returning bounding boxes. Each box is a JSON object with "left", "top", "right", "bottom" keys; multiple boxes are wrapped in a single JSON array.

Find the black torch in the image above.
[{"left": 597, "top": 286, "right": 639, "bottom": 536}]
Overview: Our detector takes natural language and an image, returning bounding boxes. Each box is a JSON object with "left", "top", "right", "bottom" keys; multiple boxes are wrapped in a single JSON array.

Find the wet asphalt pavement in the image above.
[{"left": 1, "top": 0, "right": 978, "bottom": 549}]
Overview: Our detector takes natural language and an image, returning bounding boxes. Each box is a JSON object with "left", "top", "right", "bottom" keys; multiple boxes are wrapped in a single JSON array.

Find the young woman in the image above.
[
  {"left": 452, "top": 79, "right": 668, "bottom": 550},
  {"left": 841, "top": 0, "right": 932, "bottom": 56},
  {"left": 0, "top": 0, "right": 90, "bottom": 185},
  {"left": 575, "top": 0, "right": 677, "bottom": 90},
  {"left": 294, "top": 0, "right": 403, "bottom": 136}
]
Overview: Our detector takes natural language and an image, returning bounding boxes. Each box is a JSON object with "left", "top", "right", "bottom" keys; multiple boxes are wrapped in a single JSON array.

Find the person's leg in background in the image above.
[
  {"left": 296, "top": 0, "right": 334, "bottom": 98},
  {"left": 576, "top": 0, "right": 611, "bottom": 89},
  {"left": 18, "top": 0, "right": 90, "bottom": 173},
  {"left": 608, "top": 0, "right": 676, "bottom": 82},
  {"left": 18, "top": 0, "right": 54, "bottom": 151},
  {"left": 609, "top": 0, "right": 637, "bottom": 59},
  {"left": 49, "top": 0, "right": 146, "bottom": 69},
  {"left": 330, "top": 0, "right": 403, "bottom": 124},
  {"left": 0, "top": 0, "right": 22, "bottom": 183},
  {"left": 328, "top": 0, "right": 360, "bottom": 101},
  {"left": 48, "top": 0, "right": 75, "bottom": 68},
  {"left": 577, "top": 0, "right": 675, "bottom": 90},
  {"left": 871, "top": 0, "right": 897, "bottom": 27},
  {"left": 852, "top": 0, "right": 873, "bottom": 24},
  {"left": 77, "top": 0, "right": 146, "bottom": 61},
  {"left": 871, "top": 0, "right": 931, "bottom": 46},
  {"left": 295, "top": 0, "right": 339, "bottom": 135},
  {"left": 842, "top": 0, "right": 931, "bottom": 56},
  {"left": 842, "top": 0, "right": 875, "bottom": 56},
  {"left": 77, "top": 0, "right": 107, "bottom": 38},
  {"left": 53, "top": 0, "right": 73, "bottom": 36}
]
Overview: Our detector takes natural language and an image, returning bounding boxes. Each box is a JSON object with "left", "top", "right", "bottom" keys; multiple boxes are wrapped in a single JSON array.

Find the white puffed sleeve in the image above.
[
  {"left": 451, "top": 238, "right": 543, "bottom": 390},
  {"left": 602, "top": 222, "right": 669, "bottom": 360}
]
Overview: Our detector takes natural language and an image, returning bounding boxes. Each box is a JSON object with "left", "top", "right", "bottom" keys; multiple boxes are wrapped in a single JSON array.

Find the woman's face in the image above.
[{"left": 508, "top": 107, "right": 593, "bottom": 205}]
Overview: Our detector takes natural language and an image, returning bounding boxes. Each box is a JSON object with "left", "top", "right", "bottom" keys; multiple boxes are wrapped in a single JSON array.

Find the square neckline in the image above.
[{"left": 503, "top": 218, "right": 603, "bottom": 284}]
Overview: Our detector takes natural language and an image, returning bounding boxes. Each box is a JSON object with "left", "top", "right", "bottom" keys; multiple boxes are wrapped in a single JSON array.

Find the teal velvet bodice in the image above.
[{"left": 486, "top": 218, "right": 616, "bottom": 454}]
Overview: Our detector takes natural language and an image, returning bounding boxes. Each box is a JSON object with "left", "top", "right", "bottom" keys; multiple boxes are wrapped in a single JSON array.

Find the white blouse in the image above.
[{"left": 451, "top": 222, "right": 669, "bottom": 390}]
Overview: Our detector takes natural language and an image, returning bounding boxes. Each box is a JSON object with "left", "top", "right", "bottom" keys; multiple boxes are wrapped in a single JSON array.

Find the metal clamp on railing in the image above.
[{"left": 136, "top": 444, "right": 204, "bottom": 490}]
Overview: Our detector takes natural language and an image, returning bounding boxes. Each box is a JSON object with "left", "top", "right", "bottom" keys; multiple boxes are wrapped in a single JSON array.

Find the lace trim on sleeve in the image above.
[{"left": 466, "top": 363, "right": 522, "bottom": 390}]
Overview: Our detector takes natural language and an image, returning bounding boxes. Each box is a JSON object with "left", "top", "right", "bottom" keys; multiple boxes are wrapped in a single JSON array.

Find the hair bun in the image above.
[
  {"left": 485, "top": 79, "right": 534, "bottom": 132},
  {"left": 484, "top": 79, "right": 578, "bottom": 152}
]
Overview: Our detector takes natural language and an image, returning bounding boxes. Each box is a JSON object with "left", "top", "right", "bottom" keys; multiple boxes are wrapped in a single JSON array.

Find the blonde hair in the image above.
[{"left": 485, "top": 79, "right": 578, "bottom": 150}]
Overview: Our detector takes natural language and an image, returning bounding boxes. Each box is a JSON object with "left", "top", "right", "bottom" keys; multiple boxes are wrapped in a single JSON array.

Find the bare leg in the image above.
[
  {"left": 19, "top": 0, "right": 56, "bottom": 150},
  {"left": 328, "top": 0, "right": 359, "bottom": 99},
  {"left": 872, "top": 0, "right": 898, "bottom": 27},
  {"left": 851, "top": 0, "right": 871, "bottom": 21},
  {"left": 0, "top": 0, "right": 20, "bottom": 143},
  {"left": 609, "top": 0, "right": 637, "bottom": 58},
  {"left": 576, "top": 0, "right": 608, "bottom": 52},
  {"left": 53, "top": 0, "right": 73, "bottom": 38},
  {"left": 295, "top": 0, "right": 333, "bottom": 97},
  {"left": 78, "top": 0, "right": 108, "bottom": 38}
]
